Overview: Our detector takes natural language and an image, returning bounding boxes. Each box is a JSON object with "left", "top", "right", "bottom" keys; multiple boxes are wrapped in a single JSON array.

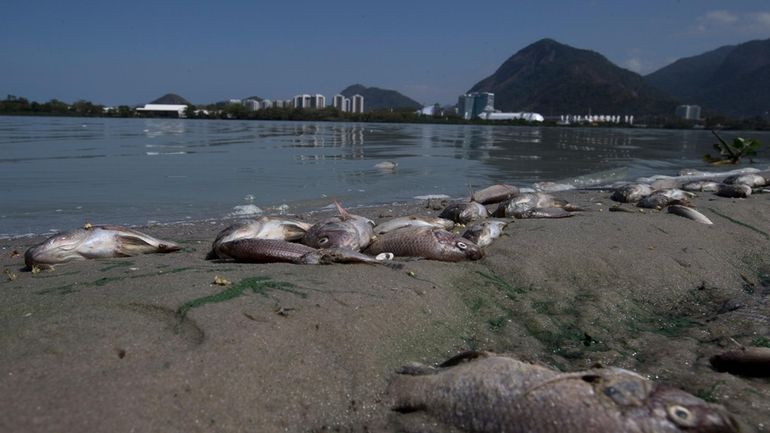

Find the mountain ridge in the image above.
[
  {"left": 340, "top": 84, "right": 422, "bottom": 112},
  {"left": 468, "top": 38, "right": 678, "bottom": 116},
  {"left": 645, "top": 38, "right": 770, "bottom": 117}
]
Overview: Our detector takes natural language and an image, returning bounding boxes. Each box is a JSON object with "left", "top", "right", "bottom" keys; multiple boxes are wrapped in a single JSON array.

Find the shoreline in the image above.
[{"left": 1, "top": 189, "right": 769, "bottom": 432}]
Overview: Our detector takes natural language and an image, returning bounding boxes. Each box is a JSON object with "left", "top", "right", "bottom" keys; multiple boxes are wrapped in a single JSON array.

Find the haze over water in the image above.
[{"left": 2, "top": 116, "right": 768, "bottom": 238}]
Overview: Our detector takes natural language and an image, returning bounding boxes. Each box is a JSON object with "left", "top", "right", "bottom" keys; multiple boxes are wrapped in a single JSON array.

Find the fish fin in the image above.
[
  {"left": 438, "top": 351, "right": 493, "bottom": 368},
  {"left": 334, "top": 201, "right": 351, "bottom": 220},
  {"left": 282, "top": 224, "right": 309, "bottom": 241},
  {"left": 115, "top": 235, "right": 156, "bottom": 255}
]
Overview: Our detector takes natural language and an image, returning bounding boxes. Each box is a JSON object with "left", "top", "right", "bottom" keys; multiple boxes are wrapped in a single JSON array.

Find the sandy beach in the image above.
[{"left": 1, "top": 189, "right": 769, "bottom": 432}]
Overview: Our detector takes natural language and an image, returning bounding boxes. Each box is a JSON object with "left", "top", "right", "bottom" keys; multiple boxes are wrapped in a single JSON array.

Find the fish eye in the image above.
[
  {"left": 456, "top": 241, "right": 467, "bottom": 250},
  {"left": 667, "top": 405, "right": 696, "bottom": 427},
  {"left": 318, "top": 237, "right": 329, "bottom": 245}
]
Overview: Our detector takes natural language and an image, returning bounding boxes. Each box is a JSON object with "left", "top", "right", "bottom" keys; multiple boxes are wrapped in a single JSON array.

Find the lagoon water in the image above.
[{"left": 1, "top": 115, "right": 768, "bottom": 238}]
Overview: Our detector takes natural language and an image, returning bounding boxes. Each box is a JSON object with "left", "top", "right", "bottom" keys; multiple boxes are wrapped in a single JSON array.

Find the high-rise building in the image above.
[
  {"left": 675, "top": 105, "right": 701, "bottom": 120},
  {"left": 332, "top": 94, "right": 347, "bottom": 111},
  {"left": 293, "top": 94, "right": 312, "bottom": 109},
  {"left": 351, "top": 94, "right": 364, "bottom": 113},
  {"left": 310, "top": 94, "right": 325, "bottom": 109},
  {"left": 343, "top": 98, "right": 352, "bottom": 113},
  {"left": 457, "top": 92, "right": 495, "bottom": 119},
  {"left": 243, "top": 99, "right": 260, "bottom": 111}
]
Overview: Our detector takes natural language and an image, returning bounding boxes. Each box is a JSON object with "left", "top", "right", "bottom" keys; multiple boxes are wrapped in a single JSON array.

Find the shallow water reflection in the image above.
[{"left": 1, "top": 116, "right": 768, "bottom": 237}]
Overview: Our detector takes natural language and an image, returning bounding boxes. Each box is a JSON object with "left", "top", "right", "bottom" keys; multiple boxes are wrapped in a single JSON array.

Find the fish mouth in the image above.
[{"left": 467, "top": 248, "right": 484, "bottom": 260}]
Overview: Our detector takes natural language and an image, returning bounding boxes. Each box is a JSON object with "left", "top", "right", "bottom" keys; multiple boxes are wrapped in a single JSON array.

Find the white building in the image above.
[
  {"left": 675, "top": 105, "right": 701, "bottom": 120},
  {"left": 332, "top": 94, "right": 348, "bottom": 112},
  {"left": 243, "top": 99, "right": 260, "bottom": 111},
  {"left": 351, "top": 94, "right": 364, "bottom": 113},
  {"left": 310, "top": 94, "right": 325, "bottom": 109},
  {"left": 478, "top": 112, "right": 544, "bottom": 122},
  {"left": 135, "top": 104, "right": 188, "bottom": 118}
]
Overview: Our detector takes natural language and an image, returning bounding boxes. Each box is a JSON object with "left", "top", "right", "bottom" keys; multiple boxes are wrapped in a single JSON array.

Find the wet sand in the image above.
[{"left": 1, "top": 190, "right": 769, "bottom": 432}]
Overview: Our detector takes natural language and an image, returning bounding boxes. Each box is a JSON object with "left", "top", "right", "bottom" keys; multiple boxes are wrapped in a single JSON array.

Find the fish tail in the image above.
[{"left": 387, "top": 365, "right": 434, "bottom": 413}]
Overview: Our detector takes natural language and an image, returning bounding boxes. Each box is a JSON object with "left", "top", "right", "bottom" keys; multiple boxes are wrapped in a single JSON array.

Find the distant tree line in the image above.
[{"left": 2, "top": 95, "right": 769, "bottom": 130}]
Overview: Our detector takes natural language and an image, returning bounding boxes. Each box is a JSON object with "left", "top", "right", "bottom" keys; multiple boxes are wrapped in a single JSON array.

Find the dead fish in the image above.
[
  {"left": 24, "top": 225, "right": 180, "bottom": 269},
  {"left": 611, "top": 183, "right": 654, "bottom": 203},
  {"left": 374, "top": 160, "right": 398, "bottom": 171},
  {"left": 470, "top": 184, "right": 519, "bottom": 205},
  {"left": 365, "top": 226, "right": 482, "bottom": 262},
  {"left": 510, "top": 207, "right": 574, "bottom": 219},
  {"left": 461, "top": 219, "right": 508, "bottom": 247},
  {"left": 715, "top": 184, "right": 752, "bottom": 198},
  {"left": 389, "top": 351, "right": 740, "bottom": 433},
  {"left": 722, "top": 173, "right": 767, "bottom": 188},
  {"left": 302, "top": 202, "right": 374, "bottom": 251},
  {"left": 493, "top": 193, "right": 577, "bottom": 218},
  {"left": 667, "top": 205, "right": 713, "bottom": 225},
  {"left": 681, "top": 181, "right": 720, "bottom": 192},
  {"left": 710, "top": 346, "right": 770, "bottom": 377},
  {"left": 637, "top": 190, "right": 691, "bottom": 210},
  {"left": 209, "top": 216, "right": 311, "bottom": 259},
  {"left": 216, "top": 238, "right": 393, "bottom": 266},
  {"left": 373, "top": 215, "right": 454, "bottom": 235},
  {"left": 439, "top": 201, "right": 488, "bottom": 224}
]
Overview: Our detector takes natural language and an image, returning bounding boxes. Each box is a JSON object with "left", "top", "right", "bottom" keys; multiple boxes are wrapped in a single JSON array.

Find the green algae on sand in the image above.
[{"left": 176, "top": 276, "right": 305, "bottom": 317}]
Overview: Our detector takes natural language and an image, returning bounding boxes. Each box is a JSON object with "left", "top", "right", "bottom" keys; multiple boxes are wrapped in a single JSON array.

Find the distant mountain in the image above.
[
  {"left": 468, "top": 38, "right": 678, "bottom": 116},
  {"left": 340, "top": 84, "right": 421, "bottom": 112},
  {"left": 646, "top": 38, "right": 770, "bottom": 117},
  {"left": 150, "top": 93, "right": 191, "bottom": 105}
]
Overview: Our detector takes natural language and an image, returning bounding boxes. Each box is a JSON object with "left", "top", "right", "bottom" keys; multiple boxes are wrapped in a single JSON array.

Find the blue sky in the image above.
[{"left": 2, "top": 0, "right": 769, "bottom": 106}]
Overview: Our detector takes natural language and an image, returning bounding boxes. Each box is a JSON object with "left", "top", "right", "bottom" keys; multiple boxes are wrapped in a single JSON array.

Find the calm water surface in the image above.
[{"left": 1, "top": 116, "right": 768, "bottom": 237}]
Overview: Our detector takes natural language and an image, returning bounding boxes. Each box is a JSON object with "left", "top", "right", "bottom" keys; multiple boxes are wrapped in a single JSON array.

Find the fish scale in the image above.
[
  {"left": 365, "top": 226, "right": 482, "bottom": 262},
  {"left": 389, "top": 352, "right": 740, "bottom": 433}
]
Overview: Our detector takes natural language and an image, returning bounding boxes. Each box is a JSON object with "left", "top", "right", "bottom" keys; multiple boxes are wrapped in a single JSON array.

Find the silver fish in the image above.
[
  {"left": 302, "top": 202, "right": 374, "bottom": 251},
  {"left": 637, "top": 190, "right": 691, "bottom": 210},
  {"left": 389, "top": 351, "right": 740, "bottom": 433},
  {"left": 611, "top": 183, "right": 654, "bottom": 203},
  {"left": 461, "top": 219, "right": 508, "bottom": 247},
  {"left": 722, "top": 173, "right": 767, "bottom": 188},
  {"left": 24, "top": 225, "right": 180, "bottom": 269},
  {"left": 210, "top": 216, "right": 311, "bottom": 259},
  {"left": 715, "top": 184, "right": 752, "bottom": 198},
  {"left": 493, "top": 193, "right": 577, "bottom": 218},
  {"left": 373, "top": 215, "right": 454, "bottom": 235},
  {"left": 216, "top": 238, "right": 393, "bottom": 266},
  {"left": 667, "top": 205, "right": 713, "bottom": 225},
  {"left": 439, "top": 201, "right": 489, "bottom": 224},
  {"left": 510, "top": 207, "right": 573, "bottom": 219},
  {"left": 681, "top": 181, "right": 720, "bottom": 192},
  {"left": 365, "top": 226, "right": 483, "bottom": 262},
  {"left": 470, "top": 184, "right": 520, "bottom": 205}
]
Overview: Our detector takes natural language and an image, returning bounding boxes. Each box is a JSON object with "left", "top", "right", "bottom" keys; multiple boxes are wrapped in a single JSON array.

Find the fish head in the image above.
[
  {"left": 459, "top": 202, "right": 488, "bottom": 222},
  {"left": 433, "top": 229, "right": 483, "bottom": 261},
  {"left": 24, "top": 228, "right": 91, "bottom": 269},
  {"left": 641, "top": 384, "right": 741, "bottom": 432},
  {"left": 304, "top": 223, "right": 361, "bottom": 250}
]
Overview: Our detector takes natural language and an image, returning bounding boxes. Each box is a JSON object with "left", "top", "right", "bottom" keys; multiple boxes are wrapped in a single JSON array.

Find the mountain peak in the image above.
[
  {"left": 339, "top": 84, "right": 421, "bottom": 111},
  {"left": 469, "top": 39, "right": 676, "bottom": 115},
  {"left": 150, "top": 93, "right": 191, "bottom": 105}
]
